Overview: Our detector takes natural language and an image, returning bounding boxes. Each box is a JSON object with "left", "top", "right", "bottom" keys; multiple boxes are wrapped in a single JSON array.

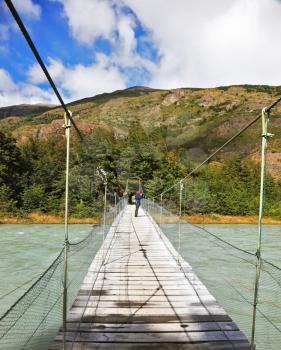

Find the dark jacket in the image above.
[{"left": 135, "top": 193, "right": 142, "bottom": 206}]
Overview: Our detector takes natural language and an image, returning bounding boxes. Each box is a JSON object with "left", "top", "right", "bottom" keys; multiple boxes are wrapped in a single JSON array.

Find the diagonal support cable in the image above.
[
  {"left": 160, "top": 92, "right": 281, "bottom": 198},
  {"left": 4, "top": 0, "right": 84, "bottom": 141}
]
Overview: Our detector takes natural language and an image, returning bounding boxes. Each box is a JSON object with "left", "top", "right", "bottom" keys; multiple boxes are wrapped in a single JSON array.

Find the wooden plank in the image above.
[
  {"left": 72, "top": 299, "right": 220, "bottom": 308},
  {"left": 64, "top": 322, "right": 239, "bottom": 333},
  {"left": 55, "top": 330, "right": 248, "bottom": 343},
  {"left": 49, "top": 205, "right": 250, "bottom": 349},
  {"left": 69, "top": 306, "right": 227, "bottom": 317},
  {"left": 66, "top": 314, "right": 232, "bottom": 324},
  {"left": 77, "top": 289, "right": 210, "bottom": 296},
  {"left": 74, "top": 295, "right": 215, "bottom": 303},
  {"left": 81, "top": 283, "right": 196, "bottom": 288},
  {"left": 50, "top": 341, "right": 251, "bottom": 350}
]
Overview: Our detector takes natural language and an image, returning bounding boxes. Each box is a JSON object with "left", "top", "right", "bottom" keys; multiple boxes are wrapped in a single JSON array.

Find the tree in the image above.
[
  {"left": 22, "top": 184, "right": 45, "bottom": 212},
  {"left": 0, "top": 131, "right": 23, "bottom": 204},
  {"left": 0, "top": 184, "right": 17, "bottom": 213}
]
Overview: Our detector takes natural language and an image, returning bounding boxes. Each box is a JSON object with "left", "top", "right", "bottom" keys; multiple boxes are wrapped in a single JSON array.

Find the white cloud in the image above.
[
  {"left": 111, "top": 12, "right": 156, "bottom": 73},
  {"left": 54, "top": 0, "right": 144, "bottom": 66},
  {"left": 53, "top": 0, "right": 157, "bottom": 86},
  {"left": 57, "top": 0, "right": 281, "bottom": 89},
  {"left": 13, "top": 0, "right": 41, "bottom": 19},
  {"left": 117, "top": 14, "right": 136, "bottom": 59},
  {"left": 0, "top": 69, "right": 56, "bottom": 107},
  {"left": 27, "top": 55, "right": 126, "bottom": 100},
  {"left": 0, "top": 0, "right": 41, "bottom": 44},
  {"left": 0, "top": 69, "right": 17, "bottom": 91},
  {"left": 59, "top": 55, "right": 126, "bottom": 99},
  {"left": 5, "top": 0, "right": 281, "bottom": 107},
  {"left": 28, "top": 58, "right": 65, "bottom": 84},
  {"left": 122, "top": 0, "right": 281, "bottom": 88},
  {"left": 56, "top": 0, "right": 116, "bottom": 44}
]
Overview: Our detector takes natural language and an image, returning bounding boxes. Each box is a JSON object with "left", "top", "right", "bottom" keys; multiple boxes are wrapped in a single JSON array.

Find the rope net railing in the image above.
[
  {"left": 3, "top": 2, "right": 281, "bottom": 350},
  {"left": 144, "top": 107, "right": 281, "bottom": 350},
  {"left": 0, "top": 2, "right": 130, "bottom": 349},
  {"left": 145, "top": 198, "right": 281, "bottom": 350},
  {"left": 0, "top": 197, "right": 126, "bottom": 350}
]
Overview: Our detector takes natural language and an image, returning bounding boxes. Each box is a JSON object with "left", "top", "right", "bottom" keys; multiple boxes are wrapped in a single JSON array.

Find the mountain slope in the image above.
[
  {"left": 1, "top": 84, "right": 281, "bottom": 177},
  {"left": 0, "top": 104, "right": 54, "bottom": 119}
]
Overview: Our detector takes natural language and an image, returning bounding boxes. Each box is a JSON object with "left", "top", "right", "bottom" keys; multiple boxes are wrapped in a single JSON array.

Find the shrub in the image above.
[{"left": 22, "top": 184, "right": 45, "bottom": 212}]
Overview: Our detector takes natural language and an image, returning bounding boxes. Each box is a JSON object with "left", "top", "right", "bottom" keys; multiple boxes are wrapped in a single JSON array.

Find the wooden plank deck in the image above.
[{"left": 50, "top": 205, "right": 250, "bottom": 350}]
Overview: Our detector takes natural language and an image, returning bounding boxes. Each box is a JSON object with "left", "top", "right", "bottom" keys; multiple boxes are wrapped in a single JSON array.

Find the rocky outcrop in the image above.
[{"left": 162, "top": 89, "right": 187, "bottom": 106}]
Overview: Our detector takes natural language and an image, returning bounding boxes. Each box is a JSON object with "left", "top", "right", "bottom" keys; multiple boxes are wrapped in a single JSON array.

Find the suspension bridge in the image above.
[
  {"left": 1, "top": 1, "right": 281, "bottom": 350},
  {"left": 49, "top": 204, "right": 250, "bottom": 350}
]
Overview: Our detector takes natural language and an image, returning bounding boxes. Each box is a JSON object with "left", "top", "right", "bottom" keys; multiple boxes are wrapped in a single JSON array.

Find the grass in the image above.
[
  {"left": 1, "top": 212, "right": 281, "bottom": 225},
  {"left": 151, "top": 213, "right": 281, "bottom": 225},
  {"left": 185, "top": 214, "right": 281, "bottom": 224},
  {"left": 0, "top": 212, "right": 100, "bottom": 224}
]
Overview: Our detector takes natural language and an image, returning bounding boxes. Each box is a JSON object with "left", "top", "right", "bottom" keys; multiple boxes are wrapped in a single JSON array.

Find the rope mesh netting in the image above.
[
  {"left": 143, "top": 113, "right": 281, "bottom": 350},
  {"left": 0, "top": 199, "right": 125, "bottom": 350},
  {"left": 144, "top": 199, "right": 281, "bottom": 350}
]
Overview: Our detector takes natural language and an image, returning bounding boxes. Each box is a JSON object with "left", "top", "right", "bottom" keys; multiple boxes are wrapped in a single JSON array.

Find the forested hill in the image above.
[
  {"left": 0, "top": 104, "right": 53, "bottom": 119},
  {"left": 2, "top": 84, "right": 281, "bottom": 167},
  {"left": 1, "top": 84, "right": 281, "bottom": 219}
]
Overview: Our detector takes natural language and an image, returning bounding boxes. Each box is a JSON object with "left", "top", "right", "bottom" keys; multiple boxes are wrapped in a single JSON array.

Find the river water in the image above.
[
  {"left": 163, "top": 223, "right": 281, "bottom": 350},
  {"left": 164, "top": 223, "right": 281, "bottom": 266},
  {"left": 0, "top": 224, "right": 93, "bottom": 315},
  {"left": 0, "top": 223, "right": 280, "bottom": 349}
]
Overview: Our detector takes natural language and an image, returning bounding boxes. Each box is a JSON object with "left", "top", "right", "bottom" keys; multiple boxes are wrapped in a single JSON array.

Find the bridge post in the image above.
[
  {"left": 160, "top": 193, "right": 163, "bottom": 237},
  {"left": 62, "top": 110, "right": 72, "bottom": 350},
  {"left": 250, "top": 107, "right": 272, "bottom": 350},
  {"left": 177, "top": 180, "right": 184, "bottom": 263},
  {"left": 103, "top": 181, "right": 108, "bottom": 264},
  {"left": 125, "top": 179, "right": 129, "bottom": 194},
  {"left": 114, "top": 192, "right": 117, "bottom": 219}
]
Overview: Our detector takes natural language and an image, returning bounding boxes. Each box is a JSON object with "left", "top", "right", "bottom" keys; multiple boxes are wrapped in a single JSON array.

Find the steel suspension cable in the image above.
[
  {"left": 160, "top": 92, "right": 281, "bottom": 198},
  {"left": 4, "top": 0, "right": 83, "bottom": 141},
  {"left": 3, "top": 3, "right": 88, "bottom": 348},
  {"left": 161, "top": 113, "right": 262, "bottom": 196}
]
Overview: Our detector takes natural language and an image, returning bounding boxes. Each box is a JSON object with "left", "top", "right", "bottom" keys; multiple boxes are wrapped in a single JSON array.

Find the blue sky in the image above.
[{"left": 1, "top": 0, "right": 281, "bottom": 106}]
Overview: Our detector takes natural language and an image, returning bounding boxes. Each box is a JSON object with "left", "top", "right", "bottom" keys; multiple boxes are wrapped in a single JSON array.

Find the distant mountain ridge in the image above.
[
  {"left": 0, "top": 104, "right": 55, "bottom": 119},
  {"left": 1, "top": 84, "right": 281, "bottom": 178}
]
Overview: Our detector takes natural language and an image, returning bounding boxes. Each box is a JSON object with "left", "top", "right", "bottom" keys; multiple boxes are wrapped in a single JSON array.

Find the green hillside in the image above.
[
  {"left": 2, "top": 85, "right": 281, "bottom": 160},
  {"left": 0, "top": 104, "right": 54, "bottom": 119},
  {"left": 1, "top": 85, "right": 281, "bottom": 220}
]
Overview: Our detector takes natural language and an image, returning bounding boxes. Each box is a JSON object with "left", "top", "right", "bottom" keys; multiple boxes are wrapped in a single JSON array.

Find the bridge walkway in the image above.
[{"left": 50, "top": 205, "right": 250, "bottom": 349}]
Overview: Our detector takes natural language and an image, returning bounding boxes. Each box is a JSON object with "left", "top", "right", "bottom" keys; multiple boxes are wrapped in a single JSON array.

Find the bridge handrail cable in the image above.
[{"left": 160, "top": 96, "right": 281, "bottom": 198}]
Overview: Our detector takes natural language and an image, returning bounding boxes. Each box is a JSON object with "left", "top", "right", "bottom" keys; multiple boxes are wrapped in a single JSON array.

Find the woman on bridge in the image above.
[{"left": 135, "top": 191, "right": 142, "bottom": 217}]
